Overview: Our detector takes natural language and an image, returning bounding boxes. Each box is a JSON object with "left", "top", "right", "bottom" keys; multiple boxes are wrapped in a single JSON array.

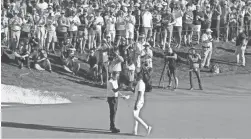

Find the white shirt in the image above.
[
  {"left": 127, "top": 63, "right": 135, "bottom": 71},
  {"left": 134, "top": 42, "right": 145, "bottom": 68},
  {"left": 37, "top": 2, "right": 48, "bottom": 11},
  {"left": 142, "top": 48, "right": 153, "bottom": 68},
  {"left": 125, "top": 15, "right": 136, "bottom": 31},
  {"left": 116, "top": 16, "right": 126, "bottom": 30},
  {"left": 201, "top": 33, "right": 212, "bottom": 48},
  {"left": 94, "top": 16, "right": 104, "bottom": 31},
  {"left": 69, "top": 16, "right": 80, "bottom": 31},
  {"left": 174, "top": 10, "right": 183, "bottom": 27},
  {"left": 110, "top": 56, "right": 123, "bottom": 72},
  {"left": 46, "top": 17, "right": 56, "bottom": 31},
  {"left": 105, "top": 15, "right": 116, "bottom": 31},
  {"left": 107, "top": 79, "right": 119, "bottom": 97},
  {"left": 142, "top": 11, "right": 152, "bottom": 28},
  {"left": 134, "top": 79, "right": 145, "bottom": 103}
]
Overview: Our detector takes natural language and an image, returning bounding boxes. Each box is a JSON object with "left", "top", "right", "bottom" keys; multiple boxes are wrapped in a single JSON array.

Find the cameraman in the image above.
[
  {"left": 141, "top": 42, "right": 153, "bottom": 92},
  {"left": 164, "top": 47, "right": 178, "bottom": 89}
]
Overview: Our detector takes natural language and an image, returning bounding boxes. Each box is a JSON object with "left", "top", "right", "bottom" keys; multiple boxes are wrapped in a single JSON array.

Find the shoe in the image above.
[
  {"left": 189, "top": 87, "right": 193, "bottom": 90},
  {"left": 49, "top": 69, "right": 52, "bottom": 73},
  {"left": 204, "top": 66, "right": 209, "bottom": 69},
  {"left": 110, "top": 127, "right": 120, "bottom": 133},
  {"left": 147, "top": 126, "right": 152, "bottom": 136},
  {"left": 19, "top": 63, "right": 23, "bottom": 69},
  {"left": 199, "top": 86, "right": 203, "bottom": 90},
  {"left": 132, "top": 131, "right": 137, "bottom": 135}
]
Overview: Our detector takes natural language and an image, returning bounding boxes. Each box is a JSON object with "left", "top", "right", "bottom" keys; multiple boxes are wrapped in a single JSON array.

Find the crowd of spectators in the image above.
[{"left": 1, "top": 0, "right": 250, "bottom": 89}]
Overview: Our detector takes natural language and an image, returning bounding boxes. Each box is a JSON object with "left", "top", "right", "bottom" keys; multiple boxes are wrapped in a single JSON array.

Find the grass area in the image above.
[{"left": 1, "top": 41, "right": 251, "bottom": 93}]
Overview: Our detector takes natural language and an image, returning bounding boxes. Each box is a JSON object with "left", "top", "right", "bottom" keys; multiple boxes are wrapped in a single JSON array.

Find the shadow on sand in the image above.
[{"left": 1, "top": 121, "right": 139, "bottom": 137}]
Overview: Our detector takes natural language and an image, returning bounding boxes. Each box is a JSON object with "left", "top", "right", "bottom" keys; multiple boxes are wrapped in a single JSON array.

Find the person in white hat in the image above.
[
  {"left": 9, "top": 10, "right": 23, "bottom": 51},
  {"left": 235, "top": 27, "right": 248, "bottom": 67},
  {"left": 201, "top": 28, "right": 213, "bottom": 68},
  {"left": 134, "top": 34, "right": 146, "bottom": 73},
  {"left": 45, "top": 11, "right": 57, "bottom": 53}
]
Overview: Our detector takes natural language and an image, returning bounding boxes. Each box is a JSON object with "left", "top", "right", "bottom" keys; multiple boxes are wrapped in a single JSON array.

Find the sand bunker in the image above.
[{"left": 1, "top": 84, "right": 71, "bottom": 104}]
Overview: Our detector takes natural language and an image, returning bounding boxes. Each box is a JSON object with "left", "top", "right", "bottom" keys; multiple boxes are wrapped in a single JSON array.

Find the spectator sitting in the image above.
[
  {"left": 14, "top": 41, "right": 30, "bottom": 69},
  {"left": 60, "top": 45, "right": 80, "bottom": 75},
  {"left": 33, "top": 49, "right": 52, "bottom": 72}
]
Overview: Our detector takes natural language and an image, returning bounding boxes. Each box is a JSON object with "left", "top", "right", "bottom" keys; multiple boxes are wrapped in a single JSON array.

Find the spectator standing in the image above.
[
  {"left": 9, "top": 10, "right": 22, "bottom": 51},
  {"left": 35, "top": 10, "right": 46, "bottom": 49},
  {"left": 116, "top": 10, "right": 126, "bottom": 47},
  {"left": 235, "top": 28, "right": 247, "bottom": 67},
  {"left": 68, "top": 9, "right": 81, "bottom": 48},
  {"left": 183, "top": 3, "right": 194, "bottom": 47},
  {"left": 221, "top": 1, "right": 231, "bottom": 42},
  {"left": 173, "top": 3, "right": 184, "bottom": 48},
  {"left": 78, "top": 8, "right": 89, "bottom": 53},
  {"left": 1, "top": 10, "right": 9, "bottom": 48},
  {"left": 57, "top": 10, "right": 70, "bottom": 51},
  {"left": 141, "top": 5, "right": 153, "bottom": 42},
  {"left": 20, "top": 14, "right": 33, "bottom": 50},
  {"left": 125, "top": 8, "right": 136, "bottom": 44},
  {"left": 152, "top": 4, "right": 162, "bottom": 48},
  {"left": 192, "top": 5, "right": 204, "bottom": 45},
  {"left": 201, "top": 28, "right": 213, "bottom": 68},
  {"left": 229, "top": 6, "right": 237, "bottom": 42},
  {"left": 104, "top": 11, "right": 116, "bottom": 43},
  {"left": 45, "top": 12, "right": 57, "bottom": 53},
  {"left": 161, "top": 7, "right": 175, "bottom": 49},
  {"left": 202, "top": 4, "right": 212, "bottom": 33},
  {"left": 211, "top": 0, "right": 222, "bottom": 41},
  {"left": 133, "top": 4, "right": 141, "bottom": 42},
  {"left": 134, "top": 35, "right": 146, "bottom": 73}
]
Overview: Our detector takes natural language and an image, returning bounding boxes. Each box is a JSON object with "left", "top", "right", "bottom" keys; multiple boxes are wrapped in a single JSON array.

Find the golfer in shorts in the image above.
[{"left": 133, "top": 72, "right": 152, "bottom": 136}]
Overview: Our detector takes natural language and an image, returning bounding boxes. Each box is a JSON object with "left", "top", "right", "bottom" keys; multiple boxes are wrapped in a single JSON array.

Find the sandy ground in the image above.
[{"left": 2, "top": 74, "right": 251, "bottom": 139}]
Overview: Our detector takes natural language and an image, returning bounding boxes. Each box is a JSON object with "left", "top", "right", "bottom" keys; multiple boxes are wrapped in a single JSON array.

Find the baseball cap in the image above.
[
  {"left": 144, "top": 42, "right": 150, "bottom": 47},
  {"left": 206, "top": 28, "right": 213, "bottom": 32}
]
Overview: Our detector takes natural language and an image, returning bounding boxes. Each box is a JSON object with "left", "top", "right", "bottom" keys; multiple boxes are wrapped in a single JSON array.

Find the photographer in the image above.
[
  {"left": 164, "top": 47, "right": 178, "bottom": 90},
  {"left": 141, "top": 42, "right": 153, "bottom": 92},
  {"left": 188, "top": 47, "right": 203, "bottom": 90}
]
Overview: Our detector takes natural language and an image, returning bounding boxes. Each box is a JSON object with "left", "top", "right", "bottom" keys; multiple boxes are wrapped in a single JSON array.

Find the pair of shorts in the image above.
[
  {"left": 125, "top": 29, "right": 134, "bottom": 39},
  {"left": 116, "top": 30, "right": 126, "bottom": 38},
  {"left": 127, "top": 70, "right": 135, "bottom": 82},
  {"left": 193, "top": 25, "right": 201, "bottom": 32},
  {"left": 98, "top": 62, "right": 106, "bottom": 74},
  {"left": 153, "top": 26, "right": 161, "bottom": 32},
  {"left": 69, "top": 31, "right": 78, "bottom": 41},
  {"left": 78, "top": 30, "right": 88, "bottom": 40},
  {"left": 183, "top": 23, "right": 193, "bottom": 35},
  {"left": 57, "top": 32, "right": 68, "bottom": 42},
  {"left": 46, "top": 31, "right": 57, "bottom": 43}
]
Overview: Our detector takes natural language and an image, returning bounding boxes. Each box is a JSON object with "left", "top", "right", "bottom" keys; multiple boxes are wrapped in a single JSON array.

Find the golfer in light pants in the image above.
[
  {"left": 133, "top": 73, "right": 152, "bottom": 136},
  {"left": 201, "top": 28, "right": 213, "bottom": 68},
  {"left": 235, "top": 28, "right": 247, "bottom": 67}
]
